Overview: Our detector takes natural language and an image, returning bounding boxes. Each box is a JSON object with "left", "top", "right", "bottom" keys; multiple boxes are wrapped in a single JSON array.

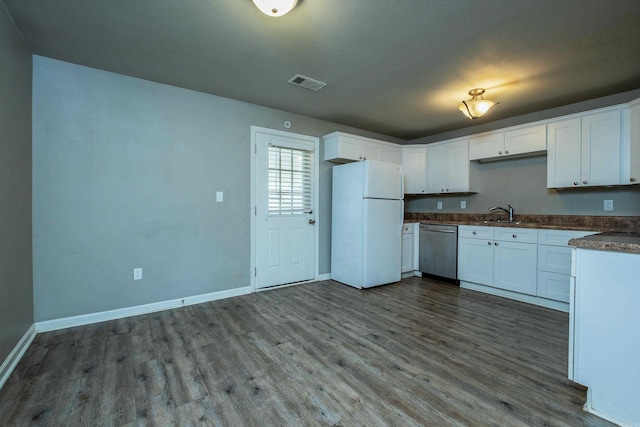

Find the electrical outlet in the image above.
[
  {"left": 604, "top": 200, "right": 613, "bottom": 211},
  {"left": 216, "top": 191, "right": 223, "bottom": 202},
  {"left": 437, "top": 201, "right": 443, "bottom": 210},
  {"left": 134, "top": 268, "right": 142, "bottom": 280},
  {"left": 460, "top": 201, "right": 466, "bottom": 209}
]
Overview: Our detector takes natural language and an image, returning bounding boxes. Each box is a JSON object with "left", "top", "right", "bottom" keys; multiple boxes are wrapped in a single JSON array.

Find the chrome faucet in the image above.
[{"left": 488, "top": 203, "right": 514, "bottom": 222}]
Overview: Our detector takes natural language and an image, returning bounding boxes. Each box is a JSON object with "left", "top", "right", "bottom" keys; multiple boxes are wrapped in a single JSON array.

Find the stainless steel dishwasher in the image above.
[{"left": 419, "top": 223, "right": 458, "bottom": 282}]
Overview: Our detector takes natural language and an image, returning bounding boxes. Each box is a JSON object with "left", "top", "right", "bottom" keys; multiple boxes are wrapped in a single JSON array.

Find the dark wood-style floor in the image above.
[{"left": 0, "top": 277, "right": 614, "bottom": 426}]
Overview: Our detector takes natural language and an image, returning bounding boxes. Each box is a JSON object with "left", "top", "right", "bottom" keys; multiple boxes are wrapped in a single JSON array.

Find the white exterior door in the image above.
[{"left": 252, "top": 127, "right": 318, "bottom": 289}]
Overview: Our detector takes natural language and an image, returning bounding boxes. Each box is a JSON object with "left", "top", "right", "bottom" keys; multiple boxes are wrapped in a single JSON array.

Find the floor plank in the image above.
[{"left": 0, "top": 277, "right": 615, "bottom": 426}]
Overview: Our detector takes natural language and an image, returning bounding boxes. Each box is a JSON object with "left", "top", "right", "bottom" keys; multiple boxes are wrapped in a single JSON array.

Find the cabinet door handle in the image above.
[
  {"left": 308, "top": 219, "right": 316, "bottom": 224},
  {"left": 583, "top": 180, "right": 588, "bottom": 185},
  {"left": 487, "top": 241, "right": 492, "bottom": 245},
  {"left": 494, "top": 242, "right": 499, "bottom": 246},
  {"left": 499, "top": 151, "right": 503, "bottom": 155},
  {"left": 573, "top": 181, "right": 579, "bottom": 186},
  {"left": 505, "top": 150, "right": 509, "bottom": 155},
  {"left": 473, "top": 231, "right": 477, "bottom": 235},
  {"left": 512, "top": 234, "right": 517, "bottom": 238},
  {"left": 631, "top": 177, "right": 636, "bottom": 182}
]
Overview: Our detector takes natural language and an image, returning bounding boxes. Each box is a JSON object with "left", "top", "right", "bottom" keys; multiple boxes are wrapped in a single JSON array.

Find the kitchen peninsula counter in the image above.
[{"left": 568, "top": 232, "right": 640, "bottom": 254}]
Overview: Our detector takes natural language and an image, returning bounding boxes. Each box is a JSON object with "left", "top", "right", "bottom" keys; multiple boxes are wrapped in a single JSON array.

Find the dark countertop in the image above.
[
  {"left": 404, "top": 213, "right": 640, "bottom": 253},
  {"left": 404, "top": 213, "right": 640, "bottom": 233},
  {"left": 404, "top": 219, "right": 600, "bottom": 231},
  {"left": 568, "top": 232, "right": 640, "bottom": 254}
]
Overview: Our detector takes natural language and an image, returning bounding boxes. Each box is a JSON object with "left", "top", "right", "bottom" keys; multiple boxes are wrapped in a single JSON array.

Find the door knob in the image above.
[{"left": 308, "top": 219, "right": 316, "bottom": 224}]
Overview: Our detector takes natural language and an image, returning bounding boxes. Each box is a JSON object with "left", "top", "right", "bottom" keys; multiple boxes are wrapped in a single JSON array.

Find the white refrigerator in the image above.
[{"left": 331, "top": 160, "right": 404, "bottom": 288}]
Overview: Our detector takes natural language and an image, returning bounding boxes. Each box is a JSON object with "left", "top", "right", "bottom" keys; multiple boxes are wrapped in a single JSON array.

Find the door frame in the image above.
[{"left": 250, "top": 126, "right": 320, "bottom": 291}]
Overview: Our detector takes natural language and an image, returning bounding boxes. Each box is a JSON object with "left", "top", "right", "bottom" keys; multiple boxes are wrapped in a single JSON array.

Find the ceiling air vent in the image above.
[{"left": 288, "top": 74, "right": 327, "bottom": 91}]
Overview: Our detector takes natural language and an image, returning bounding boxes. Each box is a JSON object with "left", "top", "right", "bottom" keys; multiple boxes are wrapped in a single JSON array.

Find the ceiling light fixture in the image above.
[
  {"left": 252, "top": 0, "right": 298, "bottom": 17},
  {"left": 459, "top": 88, "right": 496, "bottom": 119}
]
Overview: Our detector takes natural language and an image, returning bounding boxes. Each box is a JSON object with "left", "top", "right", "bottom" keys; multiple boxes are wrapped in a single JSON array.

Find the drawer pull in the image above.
[
  {"left": 512, "top": 234, "right": 517, "bottom": 238},
  {"left": 473, "top": 231, "right": 477, "bottom": 235}
]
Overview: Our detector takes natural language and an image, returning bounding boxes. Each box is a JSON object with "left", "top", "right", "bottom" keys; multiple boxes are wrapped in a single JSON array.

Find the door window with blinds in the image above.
[{"left": 267, "top": 144, "right": 313, "bottom": 215}]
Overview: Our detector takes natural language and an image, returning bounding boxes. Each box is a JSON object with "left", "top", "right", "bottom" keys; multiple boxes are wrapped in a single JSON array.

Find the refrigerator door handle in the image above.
[{"left": 400, "top": 201, "right": 404, "bottom": 235}]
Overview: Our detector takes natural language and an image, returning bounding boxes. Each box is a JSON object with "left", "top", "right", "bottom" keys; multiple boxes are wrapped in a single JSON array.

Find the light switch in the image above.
[
  {"left": 216, "top": 191, "right": 223, "bottom": 202},
  {"left": 134, "top": 268, "right": 142, "bottom": 281}
]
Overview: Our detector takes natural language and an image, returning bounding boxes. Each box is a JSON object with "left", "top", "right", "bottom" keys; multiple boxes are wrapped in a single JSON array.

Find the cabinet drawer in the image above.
[
  {"left": 458, "top": 226, "right": 493, "bottom": 240},
  {"left": 494, "top": 227, "right": 538, "bottom": 244},
  {"left": 537, "top": 229, "right": 597, "bottom": 246},
  {"left": 538, "top": 245, "right": 572, "bottom": 274},
  {"left": 537, "top": 271, "right": 570, "bottom": 303}
]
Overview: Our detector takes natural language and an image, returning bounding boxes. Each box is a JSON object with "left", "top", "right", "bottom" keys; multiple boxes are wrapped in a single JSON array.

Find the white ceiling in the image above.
[{"left": 4, "top": 0, "right": 640, "bottom": 140}]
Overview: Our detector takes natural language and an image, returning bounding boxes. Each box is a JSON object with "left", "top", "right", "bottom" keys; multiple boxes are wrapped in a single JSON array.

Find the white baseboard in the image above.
[
  {"left": 317, "top": 273, "right": 331, "bottom": 281},
  {"left": 35, "top": 285, "right": 253, "bottom": 332},
  {"left": 0, "top": 324, "right": 37, "bottom": 391}
]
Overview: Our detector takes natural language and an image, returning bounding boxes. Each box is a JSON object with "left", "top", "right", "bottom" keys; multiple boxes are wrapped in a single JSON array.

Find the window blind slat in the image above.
[{"left": 267, "top": 145, "right": 313, "bottom": 215}]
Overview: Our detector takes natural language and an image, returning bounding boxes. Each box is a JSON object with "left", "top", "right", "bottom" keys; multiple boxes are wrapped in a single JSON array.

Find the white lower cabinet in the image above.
[
  {"left": 458, "top": 237, "right": 493, "bottom": 285},
  {"left": 538, "top": 270, "right": 571, "bottom": 303},
  {"left": 537, "top": 229, "right": 597, "bottom": 303},
  {"left": 458, "top": 226, "right": 604, "bottom": 311},
  {"left": 493, "top": 240, "right": 537, "bottom": 295},
  {"left": 401, "top": 224, "right": 415, "bottom": 274}
]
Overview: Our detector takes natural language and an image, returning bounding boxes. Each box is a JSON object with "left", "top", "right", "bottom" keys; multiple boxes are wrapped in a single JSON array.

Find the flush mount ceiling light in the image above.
[
  {"left": 459, "top": 88, "right": 496, "bottom": 119},
  {"left": 252, "top": 0, "right": 298, "bottom": 17}
]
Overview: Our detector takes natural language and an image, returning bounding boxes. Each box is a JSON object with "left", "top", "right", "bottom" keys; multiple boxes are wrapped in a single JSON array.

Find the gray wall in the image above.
[
  {"left": 406, "top": 155, "right": 640, "bottom": 216},
  {"left": 0, "top": 4, "right": 33, "bottom": 362},
  {"left": 32, "top": 56, "right": 402, "bottom": 322}
]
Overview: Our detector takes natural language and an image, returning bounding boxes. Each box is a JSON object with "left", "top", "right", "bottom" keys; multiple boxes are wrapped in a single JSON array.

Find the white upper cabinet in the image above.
[
  {"left": 382, "top": 144, "right": 401, "bottom": 165},
  {"left": 469, "top": 124, "right": 546, "bottom": 162},
  {"left": 401, "top": 145, "right": 427, "bottom": 194},
  {"left": 547, "top": 109, "right": 622, "bottom": 188},
  {"left": 469, "top": 131, "right": 505, "bottom": 160},
  {"left": 323, "top": 132, "right": 399, "bottom": 164},
  {"left": 504, "top": 124, "right": 547, "bottom": 157},
  {"left": 426, "top": 139, "right": 470, "bottom": 194},
  {"left": 547, "top": 118, "right": 582, "bottom": 187}
]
